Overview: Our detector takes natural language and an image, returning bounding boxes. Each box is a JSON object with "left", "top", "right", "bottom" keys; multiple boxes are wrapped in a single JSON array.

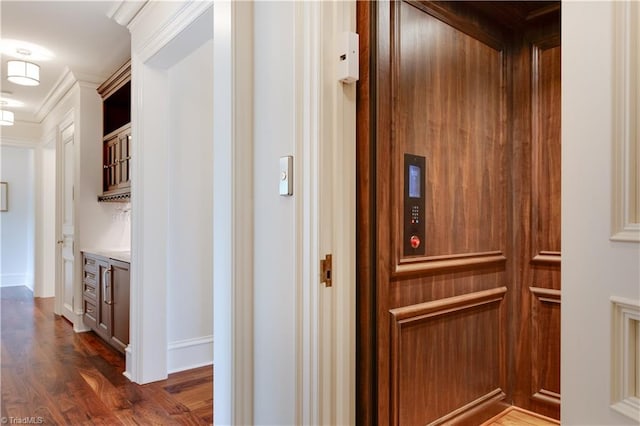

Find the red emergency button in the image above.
[{"left": 410, "top": 235, "right": 421, "bottom": 249}]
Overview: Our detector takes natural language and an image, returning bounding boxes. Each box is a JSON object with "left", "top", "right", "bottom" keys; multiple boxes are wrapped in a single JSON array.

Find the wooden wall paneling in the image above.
[
  {"left": 357, "top": 2, "right": 561, "bottom": 424},
  {"left": 375, "top": 0, "right": 393, "bottom": 424},
  {"left": 395, "top": 1, "right": 508, "bottom": 264},
  {"left": 531, "top": 39, "right": 562, "bottom": 260},
  {"left": 512, "top": 14, "right": 561, "bottom": 419},
  {"left": 381, "top": 1, "right": 511, "bottom": 424},
  {"left": 529, "top": 286, "right": 561, "bottom": 405},
  {"left": 356, "top": 1, "right": 375, "bottom": 424},
  {"left": 390, "top": 288, "right": 507, "bottom": 426}
]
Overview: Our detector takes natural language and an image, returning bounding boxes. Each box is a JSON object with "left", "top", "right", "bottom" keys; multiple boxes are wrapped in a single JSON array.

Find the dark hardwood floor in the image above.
[{"left": 0, "top": 286, "right": 213, "bottom": 425}]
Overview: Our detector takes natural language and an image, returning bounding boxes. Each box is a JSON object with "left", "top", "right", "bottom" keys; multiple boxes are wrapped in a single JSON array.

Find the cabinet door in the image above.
[
  {"left": 110, "top": 260, "right": 130, "bottom": 353},
  {"left": 117, "top": 130, "right": 131, "bottom": 189},
  {"left": 96, "top": 259, "right": 112, "bottom": 340},
  {"left": 104, "top": 135, "right": 120, "bottom": 192}
]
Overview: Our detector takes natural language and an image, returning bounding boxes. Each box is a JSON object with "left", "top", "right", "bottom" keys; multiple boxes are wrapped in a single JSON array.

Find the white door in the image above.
[{"left": 56, "top": 123, "right": 75, "bottom": 323}]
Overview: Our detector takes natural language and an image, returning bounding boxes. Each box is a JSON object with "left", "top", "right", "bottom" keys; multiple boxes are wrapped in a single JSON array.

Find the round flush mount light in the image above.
[
  {"left": 0, "top": 39, "right": 54, "bottom": 62},
  {"left": 7, "top": 60, "right": 40, "bottom": 86},
  {"left": 0, "top": 110, "right": 15, "bottom": 126},
  {"left": 0, "top": 97, "right": 24, "bottom": 108}
]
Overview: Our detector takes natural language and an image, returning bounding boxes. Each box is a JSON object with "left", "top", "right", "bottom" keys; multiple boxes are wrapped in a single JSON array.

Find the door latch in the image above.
[{"left": 320, "top": 254, "right": 332, "bottom": 287}]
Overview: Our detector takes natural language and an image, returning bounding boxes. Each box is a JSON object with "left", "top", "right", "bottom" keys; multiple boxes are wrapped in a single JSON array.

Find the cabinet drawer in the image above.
[
  {"left": 83, "top": 256, "right": 97, "bottom": 273},
  {"left": 83, "top": 299, "right": 97, "bottom": 329},
  {"left": 83, "top": 269, "right": 97, "bottom": 286},
  {"left": 83, "top": 282, "right": 97, "bottom": 301}
]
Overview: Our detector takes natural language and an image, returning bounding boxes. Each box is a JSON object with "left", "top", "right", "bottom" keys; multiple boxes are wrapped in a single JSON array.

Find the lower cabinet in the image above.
[{"left": 82, "top": 252, "right": 130, "bottom": 354}]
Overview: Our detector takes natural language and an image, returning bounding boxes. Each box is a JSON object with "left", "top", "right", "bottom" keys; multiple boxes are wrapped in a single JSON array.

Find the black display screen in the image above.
[{"left": 409, "top": 165, "right": 421, "bottom": 198}]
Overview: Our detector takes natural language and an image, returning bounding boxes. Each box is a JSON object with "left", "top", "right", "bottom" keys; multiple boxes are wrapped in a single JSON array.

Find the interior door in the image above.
[{"left": 59, "top": 123, "right": 76, "bottom": 323}]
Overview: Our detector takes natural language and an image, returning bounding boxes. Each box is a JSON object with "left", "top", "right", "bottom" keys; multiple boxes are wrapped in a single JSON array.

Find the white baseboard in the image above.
[
  {"left": 167, "top": 335, "right": 213, "bottom": 374},
  {"left": 0, "top": 274, "right": 31, "bottom": 288}
]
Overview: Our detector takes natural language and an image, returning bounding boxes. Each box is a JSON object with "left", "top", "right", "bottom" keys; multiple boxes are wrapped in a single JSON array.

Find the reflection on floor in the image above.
[{"left": 0, "top": 286, "right": 213, "bottom": 424}]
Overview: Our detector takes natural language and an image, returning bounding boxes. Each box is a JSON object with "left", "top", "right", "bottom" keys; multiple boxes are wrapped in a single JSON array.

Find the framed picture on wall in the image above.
[{"left": 0, "top": 182, "right": 7, "bottom": 212}]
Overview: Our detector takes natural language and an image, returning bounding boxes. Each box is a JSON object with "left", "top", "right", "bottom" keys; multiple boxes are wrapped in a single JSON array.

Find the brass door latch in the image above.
[{"left": 320, "top": 254, "right": 332, "bottom": 287}]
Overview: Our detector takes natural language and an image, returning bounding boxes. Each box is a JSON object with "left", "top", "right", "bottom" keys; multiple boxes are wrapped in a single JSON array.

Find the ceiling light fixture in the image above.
[
  {"left": 0, "top": 110, "right": 15, "bottom": 126},
  {"left": 7, "top": 60, "right": 40, "bottom": 86}
]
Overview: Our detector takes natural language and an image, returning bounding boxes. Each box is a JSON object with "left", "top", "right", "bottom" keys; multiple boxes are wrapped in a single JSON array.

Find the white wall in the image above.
[
  {"left": 562, "top": 2, "right": 640, "bottom": 425},
  {"left": 0, "top": 145, "right": 35, "bottom": 290},
  {"left": 253, "top": 2, "right": 296, "bottom": 423},
  {"left": 166, "top": 39, "right": 213, "bottom": 373}
]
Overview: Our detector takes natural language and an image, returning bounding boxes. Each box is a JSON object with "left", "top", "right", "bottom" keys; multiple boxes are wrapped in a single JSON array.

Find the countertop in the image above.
[{"left": 82, "top": 249, "right": 131, "bottom": 263}]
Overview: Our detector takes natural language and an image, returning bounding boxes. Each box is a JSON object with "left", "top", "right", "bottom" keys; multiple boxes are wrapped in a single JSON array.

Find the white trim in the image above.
[
  {"left": 333, "top": 3, "right": 357, "bottom": 424},
  {"left": 129, "top": 0, "right": 213, "bottom": 64},
  {"left": 295, "top": 2, "right": 357, "bottom": 424},
  {"left": 128, "top": 0, "right": 217, "bottom": 386},
  {"left": 611, "top": 296, "right": 640, "bottom": 422},
  {"left": 0, "top": 274, "right": 31, "bottom": 287},
  {"left": 35, "top": 68, "right": 76, "bottom": 123},
  {"left": 108, "top": 0, "right": 147, "bottom": 27},
  {"left": 611, "top": 1, "right": 640, "bottom": 242},
  {"left": 295, "top": 1, "right": 321, "bottom": 424},
  {"left": 213, "top": 2, "right": 254, "bottom": 424},
  {"left": 167, "top": 335, "right": 214, "bottom": 374}
]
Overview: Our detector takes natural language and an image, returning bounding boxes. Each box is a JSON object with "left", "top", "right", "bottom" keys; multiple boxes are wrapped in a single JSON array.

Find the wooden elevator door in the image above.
[{"left": 356, "top": 1, "right": 561, "bottom": 425}]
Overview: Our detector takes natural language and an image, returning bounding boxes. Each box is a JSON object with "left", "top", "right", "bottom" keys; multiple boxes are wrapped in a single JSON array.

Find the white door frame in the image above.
[
  {"left": 124, "top": 1, "right": 356, "bottom": 424},
  {"left": 295, "top": 1, "right": 356, "bottom": 424}
]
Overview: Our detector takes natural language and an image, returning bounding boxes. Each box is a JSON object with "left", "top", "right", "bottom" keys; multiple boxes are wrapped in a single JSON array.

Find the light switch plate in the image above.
[{"left": 279, "top": 156, "right": 293, "bottom": 196}]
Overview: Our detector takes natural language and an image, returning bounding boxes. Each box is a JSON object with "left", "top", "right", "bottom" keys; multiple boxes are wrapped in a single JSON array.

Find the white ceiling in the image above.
[{"left": 0, "top": 1, "right": 131, "bottom": 123}]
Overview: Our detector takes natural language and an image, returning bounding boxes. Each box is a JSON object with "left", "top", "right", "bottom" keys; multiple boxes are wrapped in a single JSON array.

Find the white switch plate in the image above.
[{"left": 279, "top": 156, "right": 293, "bottom": 196}]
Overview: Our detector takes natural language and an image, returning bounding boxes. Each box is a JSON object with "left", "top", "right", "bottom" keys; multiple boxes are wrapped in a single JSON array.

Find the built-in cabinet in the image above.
[
  {"left": 103, "top": 123, "right": 131, "bottom": 194},
  {"left": 82, "top": 252, "right": 130, "bottom": 353},
  {"left": 97, "top": 60, "right": 131, "bottom": 202}
]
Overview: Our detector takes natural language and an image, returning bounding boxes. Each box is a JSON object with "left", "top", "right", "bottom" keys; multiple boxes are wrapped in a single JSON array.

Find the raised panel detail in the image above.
[
  {"left": 395, "top": 251, "right": 506, "bottom": 277},
  {"left": 394, "top": 1, "right": 507, "bottom": 264},
  {"left": 390, "top": 288, "right": 507, "bottom": 425},
  {"left": 531, "top": 42, "right": 561, "bottom": 257},
  {"left": 530, "top": 287, "right": 561, "bottom": 405}
]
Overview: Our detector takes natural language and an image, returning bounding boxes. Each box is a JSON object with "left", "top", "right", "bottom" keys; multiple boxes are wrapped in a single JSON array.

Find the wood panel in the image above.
[
  {"left": 376, "top": 2, "right": 511, "bottom": 424},
  {"left": 530, "top": 287, "right": 561, "bottom": 405},
  {"left": 511, "top": 18, "right": 561, "bottom": 419},
  {"left": 394, "top": 1, "right": 507, "bottom": 263},
  {"left": 357, "top": 1, "right": 561, "bottom": 424},
  {"left": 531, "top": 42, "right": 561, "bottom": 258},
  {"left": 390, "top": 288, "right": 507, "bottom": 425},
  {"left": 356, "top": 1, "right": 376, "bottom": 424}
]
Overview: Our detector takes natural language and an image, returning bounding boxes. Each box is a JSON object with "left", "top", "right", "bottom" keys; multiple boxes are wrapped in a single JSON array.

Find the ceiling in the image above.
[{"left": 0, "top": 1, "right": 131, "bottom": 124}]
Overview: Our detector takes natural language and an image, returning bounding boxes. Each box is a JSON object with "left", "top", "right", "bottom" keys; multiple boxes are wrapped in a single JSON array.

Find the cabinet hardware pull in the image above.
[
  {"left": 103, "top": 267, "right": 113, "bottom": 305},
  {"left": 86, "top": 308, "right": 94, "bottom": 313}
]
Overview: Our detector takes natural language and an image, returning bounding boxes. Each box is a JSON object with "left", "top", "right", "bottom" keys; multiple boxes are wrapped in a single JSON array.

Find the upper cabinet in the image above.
[{"left": 97, "top": 60, "right": 131, "bottom": 202}]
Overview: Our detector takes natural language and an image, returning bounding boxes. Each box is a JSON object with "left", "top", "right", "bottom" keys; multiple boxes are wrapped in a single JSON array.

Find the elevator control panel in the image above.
[{"left": 403, "top": 154, "right": 426, "bottom": 256}]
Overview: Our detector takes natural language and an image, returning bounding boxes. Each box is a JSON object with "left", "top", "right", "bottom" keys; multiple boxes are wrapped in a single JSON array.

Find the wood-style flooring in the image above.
[
  {"left": 481, "top": 407, "right": 560, "bottom": 426},
  {"left": 0, "top": 286, "right": 212, "bottom": 425}
]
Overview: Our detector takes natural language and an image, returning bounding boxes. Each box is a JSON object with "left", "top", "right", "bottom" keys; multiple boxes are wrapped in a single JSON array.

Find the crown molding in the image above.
[
  {"left": 34, "top": 67, "right": 103, "bottom": 123},
  {"left": 108, "top": 0, "right": 148, "bottom": 27},
  {"left": 129, "top": 0, "right": 213, "bottom": 64}
]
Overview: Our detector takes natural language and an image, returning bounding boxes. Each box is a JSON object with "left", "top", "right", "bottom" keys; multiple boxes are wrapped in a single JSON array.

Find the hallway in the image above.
[{"left": 0, "top": 287, "right": 212, "bottom": 424}]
